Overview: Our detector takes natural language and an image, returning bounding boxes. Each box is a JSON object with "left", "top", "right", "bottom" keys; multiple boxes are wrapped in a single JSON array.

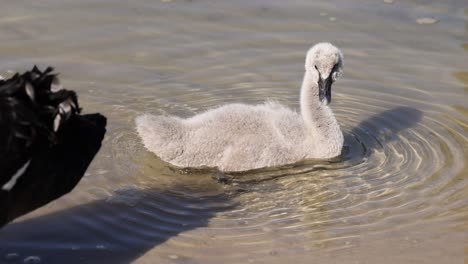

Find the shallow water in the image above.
[{"left": 0, "top": 0, "right": 467, "bottom": 263}]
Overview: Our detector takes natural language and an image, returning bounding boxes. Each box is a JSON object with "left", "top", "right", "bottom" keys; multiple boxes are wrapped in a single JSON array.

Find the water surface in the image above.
[{"left": 0, "top": 0, "right": 466, "bottom": 263}]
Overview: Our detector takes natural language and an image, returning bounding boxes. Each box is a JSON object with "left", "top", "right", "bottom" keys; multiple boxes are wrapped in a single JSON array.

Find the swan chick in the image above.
[{"left": 136, "top": 42, "right": 344, "bottom": 172}]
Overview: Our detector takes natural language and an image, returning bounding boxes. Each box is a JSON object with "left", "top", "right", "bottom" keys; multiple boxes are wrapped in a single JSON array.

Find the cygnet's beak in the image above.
[{"left": 318, "top": 77, "right": 333, "bottom": 105}]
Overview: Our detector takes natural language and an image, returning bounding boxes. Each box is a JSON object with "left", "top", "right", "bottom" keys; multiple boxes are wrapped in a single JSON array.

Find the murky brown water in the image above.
[{"left": 0, "top": 0, "right": 467, "bottom": 263}]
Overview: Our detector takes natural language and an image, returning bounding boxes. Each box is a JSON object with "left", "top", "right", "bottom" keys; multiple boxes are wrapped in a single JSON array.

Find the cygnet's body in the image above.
[{"left": 136, "top": 43, "right": 344, "bottom": 172}]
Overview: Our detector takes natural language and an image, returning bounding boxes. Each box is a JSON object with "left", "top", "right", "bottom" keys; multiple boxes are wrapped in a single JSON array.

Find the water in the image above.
[{"left": 0, "top": 0, "right": 466, "bottom": 263}]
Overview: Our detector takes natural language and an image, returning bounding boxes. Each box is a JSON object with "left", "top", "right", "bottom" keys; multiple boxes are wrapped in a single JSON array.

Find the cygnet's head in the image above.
[{"left": 305, "top": 42, "right": 343, "bottom": 105}]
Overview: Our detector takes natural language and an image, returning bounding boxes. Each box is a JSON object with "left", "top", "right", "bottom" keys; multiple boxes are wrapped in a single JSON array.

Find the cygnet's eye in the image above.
[{"left": 313, "top": 65, "right": 322, "bottom": 77}]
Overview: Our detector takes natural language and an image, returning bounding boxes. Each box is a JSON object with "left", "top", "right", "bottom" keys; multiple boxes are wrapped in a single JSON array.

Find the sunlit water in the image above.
[{"left": 0, "top": 0, "right": 466, "bottom": 263}]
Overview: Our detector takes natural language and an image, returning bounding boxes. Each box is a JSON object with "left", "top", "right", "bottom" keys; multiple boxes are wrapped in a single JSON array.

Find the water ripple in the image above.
[{"left": 1, "top": 0, "right": 467, "bottom": 263}]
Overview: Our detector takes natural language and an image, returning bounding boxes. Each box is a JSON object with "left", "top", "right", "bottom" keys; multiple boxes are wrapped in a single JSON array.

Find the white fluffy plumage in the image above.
[{"left": 136, "top": 43, "right": 344, "bottom": 172}]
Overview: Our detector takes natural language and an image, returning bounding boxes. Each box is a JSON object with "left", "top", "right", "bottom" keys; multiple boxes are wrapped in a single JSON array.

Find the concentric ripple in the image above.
[{"left": 1, "top": 0, "right": 467, "bottom": 263}]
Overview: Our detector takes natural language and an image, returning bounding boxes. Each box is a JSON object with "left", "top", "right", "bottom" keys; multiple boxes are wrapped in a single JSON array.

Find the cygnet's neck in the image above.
[{"left": 300, "top": 70, "right": 343, "bottom": 157}]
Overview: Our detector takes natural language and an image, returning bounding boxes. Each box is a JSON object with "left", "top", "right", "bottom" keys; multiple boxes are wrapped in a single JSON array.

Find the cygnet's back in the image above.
[
  {"left": 136, "top": 42, "right": 345, "bottom": 172},
  {"left": 136, "top": 102, "right": 309, "bottom": 171}
]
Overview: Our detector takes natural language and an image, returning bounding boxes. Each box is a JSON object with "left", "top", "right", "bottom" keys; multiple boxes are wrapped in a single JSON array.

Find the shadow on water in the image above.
[
  {"left": 346, "top": 106, "right": 423, "bottom": 157},
  {"left": 0, "top": 185, "right": 236, "bottom": 264}
]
